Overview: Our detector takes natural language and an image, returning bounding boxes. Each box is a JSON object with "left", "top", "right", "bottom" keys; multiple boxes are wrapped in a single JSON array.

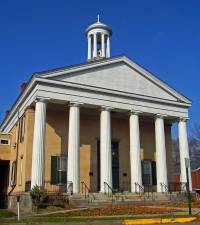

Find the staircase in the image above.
[{"left": 68, "top": 191, "right": 187, "bottom": 208}]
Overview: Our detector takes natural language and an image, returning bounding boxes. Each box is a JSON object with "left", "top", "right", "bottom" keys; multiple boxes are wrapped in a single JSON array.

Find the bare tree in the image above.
[
  {"left": 189, "top": 124, "right": 200, "bottom": 169},
  {"left": 172, "top": 124, "right": 200, "bottom": 171}
]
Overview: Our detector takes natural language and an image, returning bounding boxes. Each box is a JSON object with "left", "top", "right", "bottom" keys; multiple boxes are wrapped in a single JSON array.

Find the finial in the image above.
[{"left": 97, "top": 14, "right": 100, "bottom": 22}]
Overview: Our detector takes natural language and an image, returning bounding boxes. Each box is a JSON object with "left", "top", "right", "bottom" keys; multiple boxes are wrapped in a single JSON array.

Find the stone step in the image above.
[{"left": 68, "top": 191, "right": 188, "bottom": 208}]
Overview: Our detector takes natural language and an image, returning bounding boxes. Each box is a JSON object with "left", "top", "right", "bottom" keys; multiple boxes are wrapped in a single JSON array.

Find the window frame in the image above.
[
  {"left": 19, "top": 115, "right": 26, "bottom": 143},
  {"left": 57, "top": 156, "right": 67, "bottom": 185},
  {"left": 10, "top": 161, "right": 16, "bottom": 186},
  {"left": 51, "top": 155, "right": 67, "bottom": 185},
  {"left": 19, "top": 155, "right": 23, "bottom": 185},
  {"left": 0, "top": 139, "right": 10, "bottom": 145}
]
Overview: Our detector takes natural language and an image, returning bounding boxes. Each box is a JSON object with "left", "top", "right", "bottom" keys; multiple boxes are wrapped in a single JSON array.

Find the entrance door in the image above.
[
  {"left": 142, "top": 160, "right": 157, "bottom": 186},
  {"left": 111, "top": 141, "right": 119, "bottom": 190},
  {"left": 97, "top": 140, "right": 120, "bottom": 191},
  {"left": 0, "top": 160, "right": 9, "bottom": 208}
]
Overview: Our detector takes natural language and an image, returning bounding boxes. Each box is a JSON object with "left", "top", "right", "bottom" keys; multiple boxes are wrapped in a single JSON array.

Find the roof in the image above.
[
  {"left": 0, "top": 55, "right": 192, "bottom": 130},
  {"left": 85, "top": 21, "right": 112, "bottom": 35}
]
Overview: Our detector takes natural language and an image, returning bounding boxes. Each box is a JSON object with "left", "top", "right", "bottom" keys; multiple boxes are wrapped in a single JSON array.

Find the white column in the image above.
[
  {"left": 87, "top": 35, "right": 92, "bottom": 60},
  {"left": 129, "top": 111, "right": 142, "bottom": 192},
  {"left": 31, "top": 99, "right": 46, "bottom": 189},
  {"left": 100, "top": 107, "right": 112, "bottom": 192},
  {"left": 93, "top": 33, "right": 97, "bottom": 58},
  {"left": 178, "top": 118, "right": 192, "bottom": 191},
  {"left": 155, "top": 115, "right": 168, "bottom": 192},
  {"left": 106, "top": 36, "right": 110, "bottom": 58},
  {"left": 101, "top": 33, "right": 105, "bottom": 57},
  {"left": 67, "top": 103, "right": 80, "bottom": 193}
]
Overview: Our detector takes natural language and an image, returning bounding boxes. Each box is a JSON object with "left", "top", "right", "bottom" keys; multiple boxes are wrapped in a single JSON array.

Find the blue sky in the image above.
[{"left": 0, "top": 0, "right": 199, "bottom": 137}]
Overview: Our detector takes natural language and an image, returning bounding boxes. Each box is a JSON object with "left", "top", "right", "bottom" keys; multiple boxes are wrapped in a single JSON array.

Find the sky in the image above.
[{"left": 0, "top": 0, "right": 199, "bottom": 137}]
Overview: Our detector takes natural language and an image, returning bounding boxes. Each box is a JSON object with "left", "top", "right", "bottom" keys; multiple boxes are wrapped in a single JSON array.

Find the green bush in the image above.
[{"left": 30, "top": 185, "right": 47, "bottom": 209}]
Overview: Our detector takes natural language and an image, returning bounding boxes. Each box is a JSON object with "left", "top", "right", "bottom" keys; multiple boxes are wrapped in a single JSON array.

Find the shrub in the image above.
[{"left": 30, "top": 185, "right": 47, "bottom": 209}]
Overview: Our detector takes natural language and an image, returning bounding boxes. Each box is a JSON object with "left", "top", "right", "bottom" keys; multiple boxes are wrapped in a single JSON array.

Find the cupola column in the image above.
[
  {"left": 87, "top": 35, "right": 92, "bottom": 60},
  {"left": 106, "top": 36, "right": 110, "bottom": 58},
  {"left": 93, "top": 33, "right": 97, "bottom": 58},
  {"left": 101, "top": 33, "right": 105, "bottom": 57},
  {"left": 85, "top": 17, "right": 112, "bottom": 60}
]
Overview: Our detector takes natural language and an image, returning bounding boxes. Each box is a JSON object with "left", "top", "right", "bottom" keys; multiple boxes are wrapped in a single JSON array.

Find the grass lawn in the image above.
[
  {"left": 0, "top": 204, "right": 190, "bottom": 223},
  {"left": 7, "top": 213, "right": 196, "bottom": 223},
  {"left": 0, "top": 209, "right": 16, "bottom": 218}
]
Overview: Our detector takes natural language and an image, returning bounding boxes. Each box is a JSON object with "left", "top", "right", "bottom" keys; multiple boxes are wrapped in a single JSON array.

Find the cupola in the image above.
[{"left": 85, "top": 16, "right": 112, "bottom": 61}]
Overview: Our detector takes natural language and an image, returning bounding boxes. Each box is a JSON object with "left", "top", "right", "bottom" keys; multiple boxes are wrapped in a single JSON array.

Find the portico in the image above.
[{"left": 30, "top": 99, "right": 191, "bottom": 193}]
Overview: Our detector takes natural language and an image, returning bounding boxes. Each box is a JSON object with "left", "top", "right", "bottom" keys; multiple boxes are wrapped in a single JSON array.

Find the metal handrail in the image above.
[
  {"left": 81, "top": 181, "right": 95, "bottom": 201},
  {"left": 135, "top": 182, "right": 144, "bottom": 195},
  {"left": 42, "top": 180, "right": 73, "bottom": 194},
  {"left": 160, "top": 182, "right": 168, "bottom": 192},
  {"left": 104, "top": 182, "right": 115, "bottom": 200},
  {"left": 81, "top": 181, "right": 90, "bottom": 199},
  {"left": 181, "top": 182, "right": 187, "bottom": 192}
]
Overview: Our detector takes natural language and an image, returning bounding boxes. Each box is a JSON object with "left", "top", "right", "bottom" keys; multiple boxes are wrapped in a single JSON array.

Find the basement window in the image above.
[{"left": 0, "top": 139, "right": 10, "bottom": 145}]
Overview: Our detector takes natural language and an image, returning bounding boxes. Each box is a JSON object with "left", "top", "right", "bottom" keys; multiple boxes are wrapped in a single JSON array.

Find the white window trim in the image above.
[
  {"left": 0, "top": 138, "right": 10, "bottom": 145},
  {"left": 10, "top": 161, "right": 16, "bottom": 186},
  {"left": 19, "top": 157, "right": 23, "bottom": 185}
]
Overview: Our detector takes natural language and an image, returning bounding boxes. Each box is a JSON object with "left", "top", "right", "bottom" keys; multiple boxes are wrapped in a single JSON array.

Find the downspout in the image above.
[{"left": 8, "top": 108, "right": 20, "bottom": 195}]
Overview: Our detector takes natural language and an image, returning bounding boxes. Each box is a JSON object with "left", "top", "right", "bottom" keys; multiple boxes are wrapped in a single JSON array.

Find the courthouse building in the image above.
[{"left": 0, "top": 19, "right": 192, "bottom": 202}]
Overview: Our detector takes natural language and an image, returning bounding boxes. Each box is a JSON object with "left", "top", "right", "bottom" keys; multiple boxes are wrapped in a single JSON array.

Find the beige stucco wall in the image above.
[
  {"left": 0, "top": 133, "right": 12, "bottom": 160},
  {"left": 1, "top": 107, "right": 174, "bottom": 193}
]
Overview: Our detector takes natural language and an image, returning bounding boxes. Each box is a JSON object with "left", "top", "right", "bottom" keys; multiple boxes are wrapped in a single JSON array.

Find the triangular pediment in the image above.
[{"left": 36, "top": 56, "right": 191, "bottom": 104}]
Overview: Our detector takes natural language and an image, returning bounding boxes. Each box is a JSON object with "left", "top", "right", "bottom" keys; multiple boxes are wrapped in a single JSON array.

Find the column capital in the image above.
[
  {"left": 34, "top": 97, "right": 50, "bottom": 103},
  {"left": 179, "top": 117, "right": 189, "bottom": 122},
  {"left": 155, "top": 114, "right": 167, "bottom": 119},
  {"left": 101, "top": 106, "right": 113, "bottom": 111},
  {"left": 69, "top": 101, "right": 84, "bottom": 107},
  {"left": 130, "top": 110, "right": 142, "bottom": 116}
]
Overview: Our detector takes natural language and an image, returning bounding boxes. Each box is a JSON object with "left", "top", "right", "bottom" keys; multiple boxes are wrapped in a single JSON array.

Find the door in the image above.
[
  {"left": 97, "top": 140, "right": 120, "bottom": 191},
  {"left": 111, "top": 141, "right": 119, "bottom": 190},
  {"left": 0, "top": 160, "right": 9, "bottom": 208},
  {"left": 142, "top": 160, "right": 157, "bottom": 185}
]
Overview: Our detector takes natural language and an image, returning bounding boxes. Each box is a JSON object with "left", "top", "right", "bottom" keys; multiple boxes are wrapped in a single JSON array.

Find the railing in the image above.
[
  {"left": 160, "top": 182, "right": 168, "bottom": 193},
  {"left": 168, "top": 182, "right": 187, "bottom": 193},
  {"left": 181, "top": 182, "right": 187, "bottom": 192},
  {"left": 81, "top": 181, "right": 95, "bottom": 202},
  {"left": 104, "top": 182, "right": 116, "bottom": 201},
  {"left": 25, "top": 180, "right": 73, "bottom": 194},
  {"left": 81, "top": 181, "right": 89, "bottom": 199},
  {"left": 134, "top": 182, "right": 144, "bottom": 195}
]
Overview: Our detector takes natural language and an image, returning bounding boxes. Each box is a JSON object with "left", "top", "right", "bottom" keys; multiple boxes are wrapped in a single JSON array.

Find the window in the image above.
[
  {"left": 10, "top": 161, "right": 16, "bottom": 186},
  {"left": 19, "top": 115, "right": 26, "bottom": 143},
  {"left": 0, "top": 139, "right": 10, "bottom": 145},
  {"left": 19, "top": 155, "right": 23, "bottom": 185},
  {"left": 51, "top": 156, "right": 67, "bottom": 185}
]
